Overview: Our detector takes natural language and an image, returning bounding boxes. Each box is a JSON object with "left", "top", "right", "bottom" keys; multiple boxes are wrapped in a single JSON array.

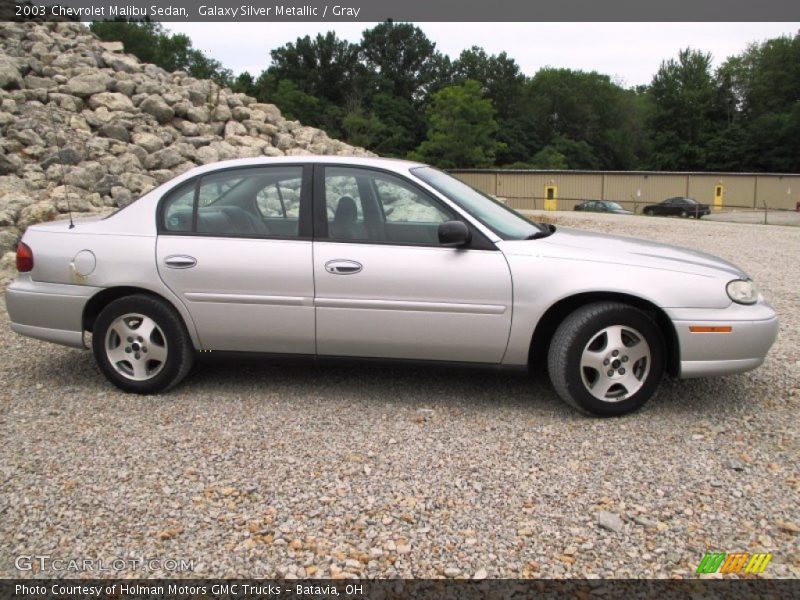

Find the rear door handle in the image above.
[
  {"left": 164, "top": 255, "right": 197, "bottom": 269},
  {"left": 325, "top": 259, "right": 362, "bottom": 275}
]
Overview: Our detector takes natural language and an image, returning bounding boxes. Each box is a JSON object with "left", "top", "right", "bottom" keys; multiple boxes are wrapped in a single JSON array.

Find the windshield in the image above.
[
  {"left": 411, "top": 167, "right": 542, "bottom": 240},
  {"left": 607, "top": 202, "right": 624, "bottom": 210}
]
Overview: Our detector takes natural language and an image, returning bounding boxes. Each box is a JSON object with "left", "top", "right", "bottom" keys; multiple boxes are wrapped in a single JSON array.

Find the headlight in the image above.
[{"left": 727, "top": 279, "right": 759, "bottom": 305}]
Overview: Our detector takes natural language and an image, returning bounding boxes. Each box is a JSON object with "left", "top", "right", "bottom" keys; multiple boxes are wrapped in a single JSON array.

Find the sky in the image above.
[{"left": 168, "top": 22, "right": 799, "bottom": 87}]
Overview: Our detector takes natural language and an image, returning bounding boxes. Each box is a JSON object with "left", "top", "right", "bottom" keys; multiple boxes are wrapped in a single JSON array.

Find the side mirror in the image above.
[{"left": 438, "top": 220, "right": 472, "bottom": 248}]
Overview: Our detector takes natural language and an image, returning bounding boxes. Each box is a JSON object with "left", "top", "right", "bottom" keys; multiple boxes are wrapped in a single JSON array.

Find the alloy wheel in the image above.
[
  {"left": 104, "top": 313, "right": 168, "bottom": 381},
  {"left": 579, "top": 325, "right": 651, "bottom": 402}
]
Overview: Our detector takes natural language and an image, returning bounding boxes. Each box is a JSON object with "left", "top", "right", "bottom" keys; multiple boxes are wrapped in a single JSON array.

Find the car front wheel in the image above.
[
  {"left": 92, "top": 294, "right": 194, "bottom": 394},
  {"left": 547, "top": 302, "right": 665, "bottom": 416}
]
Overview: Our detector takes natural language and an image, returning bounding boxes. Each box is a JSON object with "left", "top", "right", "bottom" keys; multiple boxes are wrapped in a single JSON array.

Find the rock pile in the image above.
[{"left": 0, "top": 21, "right": 373, "bottom": 280}]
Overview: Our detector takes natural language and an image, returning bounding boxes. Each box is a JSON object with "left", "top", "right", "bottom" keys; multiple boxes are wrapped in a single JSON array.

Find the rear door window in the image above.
[{"left": 160, "top": 166, "right": 305, "bottom": 238}]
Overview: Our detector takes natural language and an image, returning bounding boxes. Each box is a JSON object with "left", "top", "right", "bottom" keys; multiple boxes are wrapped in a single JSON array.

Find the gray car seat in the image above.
[{"left": 331, "top": 196, "right": 358, "bottom": 239}]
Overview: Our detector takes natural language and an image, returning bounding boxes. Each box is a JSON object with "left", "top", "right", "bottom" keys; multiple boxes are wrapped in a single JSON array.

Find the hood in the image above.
[{"left": 503, "top": 226, "right": 748, "bottom": 279}]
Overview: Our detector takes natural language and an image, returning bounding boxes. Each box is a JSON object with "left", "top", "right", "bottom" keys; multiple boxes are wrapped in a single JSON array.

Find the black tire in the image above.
[
  {"left": 644, "top": 208, "right": 654, "bottom": 216},
  {"left": 92, "top": 294, "right": 194, "bottom": 394},
  {"left": 547, "top": 302, "right": 665, "bottom": 417},
  {"left": 680, "top": 210, "right": 688, "bottom": 218}
]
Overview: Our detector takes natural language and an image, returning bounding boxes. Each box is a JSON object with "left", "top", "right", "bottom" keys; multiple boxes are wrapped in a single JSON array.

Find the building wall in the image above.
[
  {"left": 451, "top": 170, "right": 800, "bottom": 212},
  {"left": 455, "top": 172, "right": 497, "bottom": 196},
  {"left": 755, "top": 175, "right": 797, "bottom": 210},
  {"left": 602, "top": 174, "right": 686, "bottom": 210},
  {"left": 496, "top": 173, "right": 603, "bottom": 211},
  {"left": 687, "top": 175, "right": 756, "bottom": 209}
]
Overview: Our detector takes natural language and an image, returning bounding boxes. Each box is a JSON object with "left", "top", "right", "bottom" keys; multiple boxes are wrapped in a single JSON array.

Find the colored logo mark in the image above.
[{"left": 696, "top": 552, "right": 772, "bottom": 574}]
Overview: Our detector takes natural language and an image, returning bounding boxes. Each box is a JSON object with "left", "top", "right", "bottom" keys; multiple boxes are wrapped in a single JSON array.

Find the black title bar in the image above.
[
  {"left": 7, "top": 0, "right": 800, "bottom": 22},
  {"left": 2, "top": 579, "right": 799, "bottom": 600}
]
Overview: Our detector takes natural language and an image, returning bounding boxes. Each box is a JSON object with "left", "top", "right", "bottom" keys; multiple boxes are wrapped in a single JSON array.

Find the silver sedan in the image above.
[{"left": 5, "top": 157, "right": 778, "bottom": 416}]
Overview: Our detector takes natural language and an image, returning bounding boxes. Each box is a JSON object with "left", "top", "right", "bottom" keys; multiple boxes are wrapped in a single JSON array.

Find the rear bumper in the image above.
[
  {"left": 5, "top": 277, "right": 100, "bottom": 349},
  {"left": 665, "top": 299, "right": 779, "bottom": 378}
]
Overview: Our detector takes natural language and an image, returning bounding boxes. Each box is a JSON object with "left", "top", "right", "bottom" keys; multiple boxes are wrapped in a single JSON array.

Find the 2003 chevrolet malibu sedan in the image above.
[{"left": 6, "top": 157, "right": 778, "bottom": 416}]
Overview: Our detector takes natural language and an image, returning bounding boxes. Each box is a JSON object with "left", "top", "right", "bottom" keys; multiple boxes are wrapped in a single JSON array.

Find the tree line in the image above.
[{"left": 90, "top": 20, "right": 800, "bottom": 173}]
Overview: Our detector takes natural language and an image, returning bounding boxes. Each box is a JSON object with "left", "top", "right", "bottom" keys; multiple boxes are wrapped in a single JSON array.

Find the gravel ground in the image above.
[
  {"left": 1, "top": 213, "right": 798, "bottom": 580},
  {"left": 703, "top": 210, "right": 800, "bottom": 227}
]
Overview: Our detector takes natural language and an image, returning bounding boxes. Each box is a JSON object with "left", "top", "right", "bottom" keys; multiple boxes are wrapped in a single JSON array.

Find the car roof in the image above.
[{"left": 176, "top": 155, "right": 427, "bottom": 181}]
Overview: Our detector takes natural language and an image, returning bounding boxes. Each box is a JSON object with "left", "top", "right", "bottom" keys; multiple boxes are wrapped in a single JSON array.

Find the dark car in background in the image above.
[
  {"left": 574, "top": 200, "right": 633, "bottom": 215},
  {"left": 643, "top": 197, "right": 710, "bottom": 218}
]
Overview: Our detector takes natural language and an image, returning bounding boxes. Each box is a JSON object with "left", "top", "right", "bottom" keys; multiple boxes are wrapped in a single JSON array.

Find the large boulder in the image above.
[
  {"left": 65, "top": 72, "right": 112, "bottom": 97},
  {"left": 98, "top": 121, "right": 130, "bottom": 142},
  {"left": 143, "top": 148, "right": 183, "bottom": 170},
  {"left": 102, "top": 52, "right": 141, "bottom": 73},
  {"left": 0, "top": 56, "right": 22, "bottom": 90},
  {"left": 0, "top": 152, "right": 23, "bottom": 175},
  {"left": 17, "top": 201, "right": 57, "bottom": 229},
  {"left": 139, "top": 95, "right": 174, "bottom": 123},
  {"left": 64, "top": 162, "right": 105, "bottom": 190},
  {"left": 131, "top": 132, "right": 164, "bottom": 153},
  {"left": 0, "top": 229, "right": 18, "bottom": 254},
  {"left": 88, "top": 92, "right": 135, "bottom": 112}
]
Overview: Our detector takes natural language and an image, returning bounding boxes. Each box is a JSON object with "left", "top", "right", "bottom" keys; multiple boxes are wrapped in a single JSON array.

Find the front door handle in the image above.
[
  {"left": 164, "top": 255, "right": 197, "bottom": 269},
  {"left": 325, "top": 259, "right": 362, "bottom": 275}
]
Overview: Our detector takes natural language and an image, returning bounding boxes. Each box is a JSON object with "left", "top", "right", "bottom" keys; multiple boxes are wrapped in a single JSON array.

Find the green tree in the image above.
[
  {"left": 266, "top": 79, "right": 322, "bottom": 125},
  {"left": 90, "top": 20, "right": 232, "bottom": 85},
  {"left": 360, "top": 21, "right": 451, "bottom": 102},
  {"left": 529, "top": 146, "right": 568, "bottom": 169},
  {"left": 249, "top": 32, "right": 367, "bottom": 137},
  {"left": 715, "top": 33, "right": 800, "bottom": 172},
  {"left": 358, "top": 22, "right": 452, "bottom": 155},
  {"left": 522, "top": 68, "right": 646, "bottom": 169},
  {"left": 90, "top": 20, "right": 163, "bottom": 65},
  {"left": 358, "top": 93, "right": 419, "bottom": 156},
  {"left": 341, "top": 110, "right": 388, "bottom": 149},
  {"left": 734, "top": 34, "right": 800, "bottom": 119},
  {"left": 453, "top": 47, "right": 530, "bottom": 164},
  {"left": 550, "top": 135, "right": 601, "bottom": 170},
  {"left": 741, "top": 108, "right": 800, "bottom": 172},
  {"left": 230, "top": 71, "right": 257, "bottom": 97},
  {"left": 410, "top": 80, "right": 504, "bottom": 168},
  {"left": 646, "top": 48, "right": 723, "bottom": 170},
  {"left": 453, "top": 47, "right": 525, "bottom": 118},
  {"left": 265, "top": 32, "right": 365, "bottom": 106}
]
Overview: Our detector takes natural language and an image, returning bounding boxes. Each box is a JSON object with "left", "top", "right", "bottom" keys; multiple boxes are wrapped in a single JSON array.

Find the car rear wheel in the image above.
[
  {"left": 680, "top": 209, "right": 688, "bottom": 218},
  {"left": 547, "top": 302, "right": 665, "bottom": 417},
  {"left": 92, "top": 294, "right": 194, "bottom": 394},
  {"left": 644, "top": 208, "right": 654, "bottom": 216}
]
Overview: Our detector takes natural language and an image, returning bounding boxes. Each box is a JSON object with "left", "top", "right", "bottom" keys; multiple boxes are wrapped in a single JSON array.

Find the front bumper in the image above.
[
  {"left": 5, "top": 276, "right": 100, "bottom": 349},
  {"left": 665, "top": 299, "right": 779, "bottom": 378}
]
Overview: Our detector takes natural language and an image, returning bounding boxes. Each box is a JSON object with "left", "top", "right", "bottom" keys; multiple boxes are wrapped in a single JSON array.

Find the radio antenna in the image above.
[{"left": 46, "top": 106, "right": 75, "bottom": 229}]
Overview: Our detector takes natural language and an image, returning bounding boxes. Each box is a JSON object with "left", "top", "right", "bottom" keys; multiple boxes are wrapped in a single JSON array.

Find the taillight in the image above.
[{"left": 16, "top": 242, "right": 33, "bottom": 272}]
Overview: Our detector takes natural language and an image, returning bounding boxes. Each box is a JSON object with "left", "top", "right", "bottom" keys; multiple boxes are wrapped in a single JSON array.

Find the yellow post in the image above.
[
  {"left": 714, "top": 184, "right": 724, "bottom": 212},
  {"left": 544, "top": 185, "right": 558, "bottom": 211}
]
